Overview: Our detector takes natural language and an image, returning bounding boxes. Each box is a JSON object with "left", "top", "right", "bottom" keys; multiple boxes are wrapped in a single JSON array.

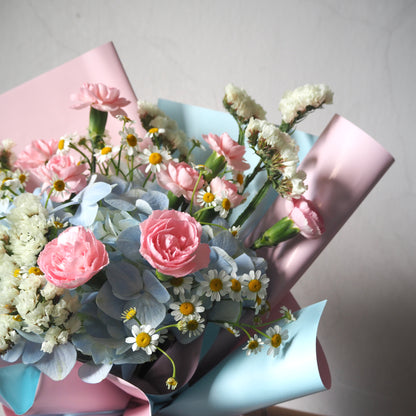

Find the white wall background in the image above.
[{"left": 0, "top": 1, "right": 415, "bottom": 415}]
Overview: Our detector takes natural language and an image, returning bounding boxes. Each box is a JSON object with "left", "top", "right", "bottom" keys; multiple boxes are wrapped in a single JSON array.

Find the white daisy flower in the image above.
[
  {"left": 125, "top": 324, "right": 160, "bottom": 355},
  {"left": 229, "top": 225, "right": 241, "bottom": 238},
  {"left": 145, "top": 127, "right": 166, "bottom": 139},
  {"left": 242, "top": 334, "right": 264, "bottom": 356},
  {"left": 57, "top": 134, "right": 75, "bottom": 154},
  {"left": 166, "top": 377, "right": 178, "bottom": 390},
  {"left": 223, "top": 323, "right": 240, "bottom": 337},
  {"left": 196, "top": 185, "right": 217, "bottom": 208},
  {"left": 214, "top": 193, "right": 232, "bottom": 218},
  {"left": 228, "top": 273, "right": 245, "bottom": 302},
  {"left": 120, "top": 126, "right": 141, "bottom": 156},
  {"left": 198, "top": 269, "right": 232, "bottom": 302},
  {"left": 242, "top": 270, "right": 269, "bottom": 301},
  {"left": 178, "top": 315, "right": 205, "bottom": 338},
  {"left": 170, "top": 294, "right": 205, "bottom": 321},
  {"left": 138, "top": 146, "right": 172, "bottom": 173},
  {"left": 265, "top": 325, "right": 289, "bottom": 357},
  {"left": 163, "top": 275, "right": 193, "bottom": 296},
  {"left": 280, "top": 306, "right": 296, "bottom": 323},
  {"left": 94, "top": 144, "right": 120, "bottom": 164}
]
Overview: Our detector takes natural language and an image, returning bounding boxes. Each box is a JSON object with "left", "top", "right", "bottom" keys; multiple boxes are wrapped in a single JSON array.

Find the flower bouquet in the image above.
[{"left": 0, "top": 43, "right": 393, "bottom": 416}]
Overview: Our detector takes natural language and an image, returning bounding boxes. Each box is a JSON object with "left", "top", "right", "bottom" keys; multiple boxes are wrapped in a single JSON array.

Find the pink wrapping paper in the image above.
[
  {"left": 0, "top": 42, "right": 145, "bottom": 155},
  {"left": 247, "top": 114, "right": 394, "bottom": 306}
]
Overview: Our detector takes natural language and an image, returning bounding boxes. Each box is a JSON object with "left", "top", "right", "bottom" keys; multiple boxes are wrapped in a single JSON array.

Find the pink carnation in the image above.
[
  {"left": 36, "top": 154, "right": 88, "bottom": 202},
  {"left": 139, "top": 210, "right": 210, "bottom": 278},
  {"left": 38, "top": 226, "right": 109, "bottom": 289},
  {"left": 71, "top": 83, "right": 130, "bottom": 117},
  {"left": 287, "top": 196, "right": 325, "bottom": 239},
  {"left": 210, "top": 176, "right": 246, "bottom": 208},
  {"left": 203, "top": 132, "right": 250, "bottom": 172},
  {"left": 157, "top": 161, "right": 204, "bottom": 201}
]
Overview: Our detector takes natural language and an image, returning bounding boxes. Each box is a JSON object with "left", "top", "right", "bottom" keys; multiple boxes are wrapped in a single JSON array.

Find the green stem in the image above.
[
  {"left": 242, "top": 158, "right": 263, "bottom": 192},
  {"left": 157, "top": 347, "right": 176, "bottom": 378},
  {"left": 232, "top": 179, "right": 271, "bottom": 228}
]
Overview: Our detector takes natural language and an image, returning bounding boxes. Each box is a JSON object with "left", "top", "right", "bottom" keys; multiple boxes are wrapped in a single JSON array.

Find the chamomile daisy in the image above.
[
  {"left": 242, "top": 334, "right": 264, "bottom": 356},
  {"left": 223, "top": 323, "right": 240, "bottom": 337},
  {"left": 178, "top": 315, "right": 205, "bottom": 338},
  {"left": 138, "top": 145, "right": 172, "bottom": 173},
  {"left": 120, "top": 126, "right": 141, "bottom": 156},
  {"left": 265, "top": 325, "right": 289, "bottom": 357},
  {"left": 196, "top": 185, "right": 217, "bottom": 208},
  {"left": 198, "top": 269, "right": 232, "bottom": 302},
  {"left": 242, "top": 270, "right": 269, "bottom": 301},
  {"left": 163, "top": 275, "right": 193, "bottom": 296},
  {"left": 125, "top": 324, "right": 160, "bottom": 355},
  {"left": 170, "top": 294, "right": 205, "bottom": 321}
]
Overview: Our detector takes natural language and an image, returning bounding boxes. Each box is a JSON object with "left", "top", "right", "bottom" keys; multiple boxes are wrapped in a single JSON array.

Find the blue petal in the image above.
[
  {"left": 22, "top": 341, "right": 45, "bottom": 364},
  {"left": 141, "top": 190, "right": 169, "bottom": 211},
  {"left": 106, "top": 261, "right": 144, "bottom": 300},
  {"left": 234, "top": 253, "right": 255, "bottom": 274},
  {"left": 207, "top": 300, "right": 241, "bottom": 322},
  {"left": 135, "top": 199, "right": 153, "bottom": 216},
  {"left": 104, "top": 196, "right": 137, "bottom": 212},
  {"left": 35, "top": 342, "right": 77, "bottom": 381},
  {"left": 78, "top": 362, "right": 113, "bottom": 384},
  {"left": 209, "top": 247, "right": 237, "bottom": 274},
  {"left": 143, "top": 269, "right": 170, "bottom": 303},
  {"left": 210, "top": 231, "right": 239, "bottom": 257},
  {"left": 116, "top": 225, "right": 142, "bottom": 261},
  {"left": 0, "top": 338, "right": 25, "bottom": 362},
  {"left": 127, "top": 294, "right": 167, "bottom": 328},
  {"left": 96, "top": 281, "right": 126, "bottom": 320}
]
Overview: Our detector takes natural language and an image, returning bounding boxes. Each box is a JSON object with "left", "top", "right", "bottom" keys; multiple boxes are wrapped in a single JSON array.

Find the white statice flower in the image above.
[
  {"left": 242, "top": 270, "right": 269, "bottom": 301},
  {"left": 278, "top": 169, "right": 308, "bottom": 199},
  {"left": 0, "top": 318, "right": 20, "bottom": 353},
  {"left": 198, "top": 269, "right": 232, "bottom": 302},
  {"left": 41, "top": 326, "right": 69, "bottom": 353},
  {"left": 170, "top": 294, "right": 205, "bottom": 321},
  {"left": 125, "top": 324, "right": 160, "bottom": 355},
  {"left": 279, "top": 84, "right": 334, "bottom": 124},
  {"left": 224, "top": 84, "right": 266, "bottom": 123},
  {"left": 265, "top": 325, "right": 289, "bottom": 357}
]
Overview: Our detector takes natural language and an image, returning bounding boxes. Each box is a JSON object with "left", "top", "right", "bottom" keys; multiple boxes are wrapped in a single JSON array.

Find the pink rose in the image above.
[
  {"left": 38, "top": 226, "right": 109, "bottom": 289},
  {"left": 36, "top": 154, "right": 88, "bottom": 202},
  {"left": 139, "top": 210, "right": 210, "bottom": 278},
  {"left": 157, "top": 161, "right": 204, "bottom": 201},
  {"left": 71, "top": 83, "right": 130, "bottom": 117},
  {"left": 203, "top": 133, "right": 250, "bottom": 172},
  {"left": 210, "top": 176, "right": 246, "bottom": 207},
  {"left": 287, "top": 196, "right": 325, "bottom": 239}
]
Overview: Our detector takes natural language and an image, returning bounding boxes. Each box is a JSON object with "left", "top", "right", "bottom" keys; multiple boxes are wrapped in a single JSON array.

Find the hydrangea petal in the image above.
[
  {"left": 78, "top": 362, "right": 113, "bottom": 384},
  {"left": 142, "top": 269, "right": 170, "bottom": 303},
  {"left": 106, "top": 261, "right": 144, "bottom": 300}
]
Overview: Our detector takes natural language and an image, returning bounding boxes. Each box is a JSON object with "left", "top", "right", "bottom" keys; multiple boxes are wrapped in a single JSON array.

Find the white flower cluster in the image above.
[
  {"left": 137, "top": 100, "right": 187, "bottom": 154},
  {"left": 224, "top": 84, "right": 266, "bottom": 123},
  {"left": 0, "top": 193, "right": 81, "bottom": 354},
  {"left": 279, "top": 84, "right": 334, "bottom": 124},
  {"left": 245, "top": 118, "right": 307, "bottom": 198}
]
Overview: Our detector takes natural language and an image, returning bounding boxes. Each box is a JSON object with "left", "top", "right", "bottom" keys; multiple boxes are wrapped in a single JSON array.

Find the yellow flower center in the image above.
[
  {"left": 209, "top": 277, "right": 223, "bottom": 292},
  {"left": 248, "top": 339, "right": 259, "bottom": 350},
  {"left": 203, "top": 192, "right": 215, "bottom": 203},
  {"left": 170, "top": 277, "right": 184, "bottom": 287},
  {"left": 54, "top": 220, "right": 64, "bottom": 228},
  {"left": 236, "top": 173, "right": 244, "bottom": 185},
  {"left": 186, "top": 319, "right": 199, "bottom": 331},
  {"left": 148, "top": 127, "right": 159, "bottom": 135},
  {"left": 166, "top": 377, "right": 178, "bottom": 390},
  {"left": 149, "top": 152, "right": 162, "bottom": 165},
  {"left": 1, "top": 177, "right": 12, "bottom": 186},
  {"left": 136, "top": 332, "right": 151, "bottom": 348},
  {"left": 226, "top": 326, "right": 236, "bottom": 335},
  {"left": 222, "top": 198, "right": 231, "bottom": 210},
  {"left": 248, "top": 279, "right": 261, "bottom": 293},
  {"left": 122, "top": 308, "right": 136, "bottom": 321},
  {"left": 53, "top": 180, "right": 65, "bottom": 192},
  {"left": 19, "top": 174, "right": 27, "bottom": 184},
  {"left": 230, "top": 278, "right": 241, "bottom": 292},
  {"left": 126, "top": 134, "right": 137, "bottom": 147},
  {"left": 58, "top": 139, "right": 65, "bottom": 150},
  {"left": 28, "top": 267, "right": 43, "bottom": 276},
  {"left": 13, "top": 268, "right": 20, "bottom": 277},
  {"left": 12, "top": 314, "right": 23, "bottom": 322},
  {"left": 101, "top": 146, "right": 112, "bottom": 155},
  {"left": 179, "top": 302, "right": 195, "bottom": 316},
  {"left": 271, "top": 333, "right": 282, "bottom": 348}
]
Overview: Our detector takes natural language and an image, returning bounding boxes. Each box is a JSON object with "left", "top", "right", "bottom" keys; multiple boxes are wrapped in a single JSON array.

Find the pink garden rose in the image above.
[
  {"left": 287, "top": 196, "right": 325, "bottom": 239},
  {"left": 210, "top": 176, "right": 246, "bottom": 208},
  {"left": 139, "top": 210, "right": 210, "bottom": 278},
  {"left": 157, "top": 161, "right": 204, "bottom": 201},
  {"left": 203, "top": 132, "right": 250, "bottom": 172},
  {"left": 36, "top": 154, "right": 88, "bottom": 202},
  {"left": 38, "top": 226, "right": 109, "bottom": 289},
  {"left": 71, "top": 83, "right": 130, "bottom": 117}
]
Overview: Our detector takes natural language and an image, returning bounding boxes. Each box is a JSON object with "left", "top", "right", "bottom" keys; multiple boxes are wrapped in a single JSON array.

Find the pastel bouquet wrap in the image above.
[{"left": 0, "top": 43, "right": 393, "bottom": 416}]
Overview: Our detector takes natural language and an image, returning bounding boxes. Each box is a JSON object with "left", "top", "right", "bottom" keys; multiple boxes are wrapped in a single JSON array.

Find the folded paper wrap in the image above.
[{"left": 0, "top": 43, "right": 394, "bottom": 416}]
